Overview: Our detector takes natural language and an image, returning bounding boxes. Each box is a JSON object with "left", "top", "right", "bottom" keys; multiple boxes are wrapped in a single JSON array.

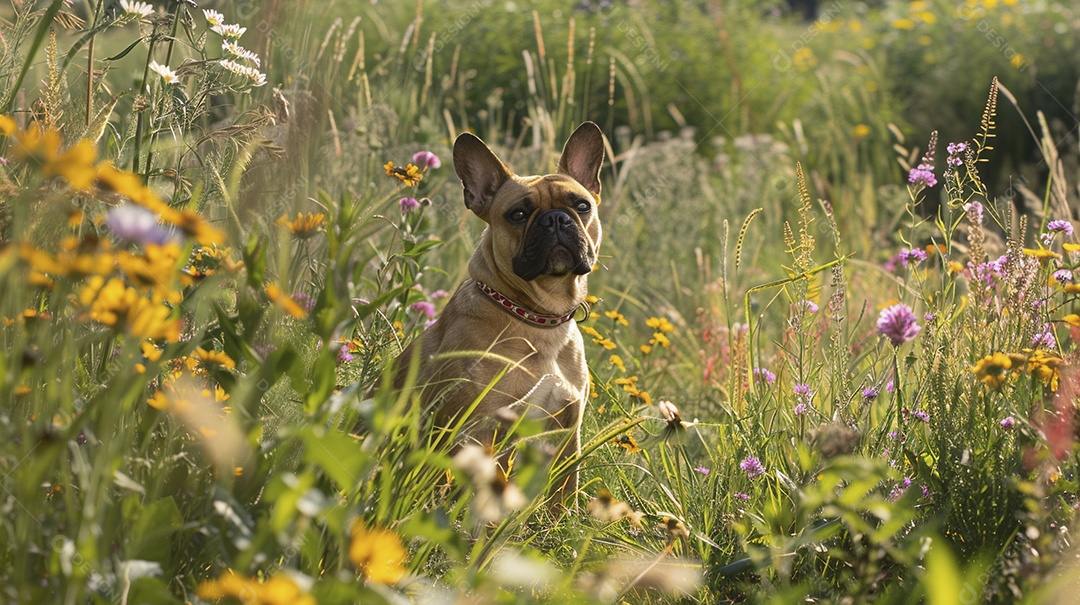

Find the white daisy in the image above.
[
  {"left": 220, "top": 59, "right": 267, "bottom": 87},
  {"left": 222, "top": 41, "right": 261, "bottom": 67},
  {"left": 120, "top": 0, "right": 154, "bottom": 18},
  {"left": 211, "top": 23, "right": 247, "bottom": 39},
  {"left": 202, "top": 9, "right": 225, "bottom": 27},
  {"left": 148, "top": 60, "right": 179, "bottom": 85}
]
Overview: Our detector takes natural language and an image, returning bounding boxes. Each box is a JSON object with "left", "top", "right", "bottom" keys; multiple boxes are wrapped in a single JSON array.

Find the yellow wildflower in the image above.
[
  {"left": 0, "top": 114, "right": 16, "bottom": 136},
  {"left": 7, "top": 122, "right": 61, "bottom": 165},
  {"left": 15, "top": 385, "right": 31, "bottom": 396},
  {"left": 196, "top": 570, "right": 316, "bottom": 605},
  {"left": 646, "top": 316, "right": 674, "bottom": 333},
  {"left": 604, "top": 309, "right": 628, "bottom": 326},
  {"left": 276, "top": 212, "right": 326, "bottom": 239},
  {"left": 19, "top": 240, "right": 113, "bottom": 278},
  {"left": 1022, "top": 248, "right": 1061, "bottom": 262},
  {"left": 265, "top": 283, "right": 308, "bottom": 318},
  {"left": 349, "top": 519, "right": 408, "bottom": 584},
  {"left": 1027, "top": 350, "right": 1063, "bottom": 392},
  {"left": 585, "top": 294, "right": 599, "bottom": 304},
  {"left": 43, "top": 139, "right": 98, "bottom": 192},
  {"left": 147, "top": 390, "right": 170, "bottom": 410},
  {"left": 892, "top": 18, "right": 915, "bottom": 30},
  {"left": 141, "top": 341, "right": 163, "bottom": 362},
  {"left": 1064, "top": 284, "right": 1080, "bottom": 294},
  {"left": 115, "top": 243, "right": 182, "bottom": 290},
  {"left": 78, "top": 275, "right": 181, "bottom": 342},
  {"left": 195, "top": 346, "right": 237, "bottom": 371},
  {"left": 853, "top": 124, "right": 870, "bottom": 138},
  {"left": 651, "top": 332, "right": 671, "bottom": 349},
  {"left": 596, "top": 338, "right": 616, "bottom": 350},
  {"left": 170, "top": 209, "right": 225, "bottom": 247},
  {"left": 384, "top": 161, "right": 423, "bottom": 187},
  {"left": 581, "top": 325, "right": 603, "bottom": 340},
  {"left": 609, "top": 354, "right": 626, "bottom": 372},
  {"left": 1063, "top": 243, "right": 1080, "bottom": 253},
  {"left": 640, "top": 344, "right": 653, "bottom": 355},
  {"left": 613, "top": 433, "right": 641, "bottom": 453},
  {"left": 970, "top": 352, "right": 1013, "bottom": 389},
  {"left": 1064, "top": 314, "right": 1080, "bottom": 328}
]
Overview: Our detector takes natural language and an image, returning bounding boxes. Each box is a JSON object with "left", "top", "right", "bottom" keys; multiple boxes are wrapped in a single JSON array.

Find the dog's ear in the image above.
[
  {"left": 454, "top": 132, "right": 512, "bottom": 221},
  {"left": 557, "top": 122, "right": 605, "bottom": 197}
]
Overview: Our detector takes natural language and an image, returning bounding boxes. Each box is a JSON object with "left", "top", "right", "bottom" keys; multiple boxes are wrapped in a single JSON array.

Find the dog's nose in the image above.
[{"left": 537, "top": 210, "right": 574, "bottom": 232}]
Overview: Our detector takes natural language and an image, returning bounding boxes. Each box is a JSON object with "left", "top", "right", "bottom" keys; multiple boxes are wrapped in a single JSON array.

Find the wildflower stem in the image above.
[
  {"left": 86, "top": 35, "right": 95, "bottom": 127},
  {"left": 744, "top": 254, "right": 853, "bottom": 382},
  {"left": 892, "top": 350, "right": 903, "bottom": 437},
  {"left": 142, "top": 2, "right": 184, "bottom": 181},
  {"left": 132, "top": 36, "right": 157, "bottom": 176}
]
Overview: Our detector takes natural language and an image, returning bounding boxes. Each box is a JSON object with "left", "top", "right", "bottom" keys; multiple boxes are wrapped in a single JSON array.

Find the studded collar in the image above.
[{"left": 474, "top": 281, "right": 576, "bottom": 328}]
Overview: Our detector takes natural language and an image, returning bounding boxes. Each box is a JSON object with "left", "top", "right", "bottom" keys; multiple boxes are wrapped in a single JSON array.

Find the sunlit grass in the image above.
[{"left": 1, "top": 1, "right": 1078, "bottom": 604}]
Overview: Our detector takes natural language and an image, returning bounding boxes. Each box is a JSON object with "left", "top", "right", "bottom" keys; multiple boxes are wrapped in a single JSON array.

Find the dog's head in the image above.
[{"left": 453, "top": 123, "right": 604, "bottom": 309}]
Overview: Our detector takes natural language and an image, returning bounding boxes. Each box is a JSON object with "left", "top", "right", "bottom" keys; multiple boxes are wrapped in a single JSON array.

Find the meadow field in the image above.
[{"left": 2, "top": 0, "right": 1080, "bottom": 602}]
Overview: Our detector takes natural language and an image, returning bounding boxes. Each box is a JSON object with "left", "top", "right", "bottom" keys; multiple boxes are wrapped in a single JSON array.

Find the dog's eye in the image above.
[
  {"left": 507, "top": 209, "right": 529, "bottom": 223},
  {"left": 574, "top": 200, "right": 591, "bottom": 214}
]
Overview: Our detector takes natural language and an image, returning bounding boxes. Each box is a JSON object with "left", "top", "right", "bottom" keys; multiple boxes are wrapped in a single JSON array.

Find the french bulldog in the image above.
[{"left": 399, "top": 122, "right": 605, "bottom": 503}]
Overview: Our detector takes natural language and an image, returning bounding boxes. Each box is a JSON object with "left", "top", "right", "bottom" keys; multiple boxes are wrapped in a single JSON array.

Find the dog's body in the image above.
[{"left": 398, "top": 122, "right": 605, "bottom": 499}]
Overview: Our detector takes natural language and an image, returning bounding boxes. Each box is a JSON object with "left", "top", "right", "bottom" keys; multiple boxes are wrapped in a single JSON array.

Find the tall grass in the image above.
[{"left": 0, "top": 1, "right": 1078, "bottom": 604}]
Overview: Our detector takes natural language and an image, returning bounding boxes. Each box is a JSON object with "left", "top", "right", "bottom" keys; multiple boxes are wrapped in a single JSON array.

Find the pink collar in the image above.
[{"left": 475, "top": 281, "right": 576, "bottom": 327}]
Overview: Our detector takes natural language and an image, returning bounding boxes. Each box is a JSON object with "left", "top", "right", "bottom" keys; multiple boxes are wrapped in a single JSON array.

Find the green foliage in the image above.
[{"left": 1, "top": 1, "right": 1078, "bottom": 604}]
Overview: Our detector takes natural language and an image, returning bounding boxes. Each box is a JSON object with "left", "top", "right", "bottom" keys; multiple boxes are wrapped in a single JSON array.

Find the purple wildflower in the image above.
[
  {"left": 734, "top": 492, "right": 750, "bottom": 501},
  {"left": 753, "top": 368, "right": 777, "bottom": 385},
  {"left": 412, "top": 150, "right": 441, "bottom": 170},
  {"left": 885, "top": 380, "right": 895, "bottom": 393},
  {"left": 947, "top": 141, "right": 968, "bottom": 155},
  {"left": 863, "top": 386, "right": 880, "bottom": 400},
  {"left": 1000, "top": 416, "right": 1015, "bottom": 430},
  {"left": 1032, "top": 326, "right": 1056, "bottom": 350},
  {"left": 921, "top": 485, "right": 931, "bottom": 499},
  {"left": 410, "top": 301, "right": 436, "bottom": 319},
  {"left": 694, "top": 466, "right": 710, "bottom": 475},
  {"left": 946, "top": 141, "right": 968, "bottom": 168},
  {"left": 912, "top": 410, "right": 930, "bottom": 423},
  {"left": 793, "top": 383, "right": 811, "bottom": 397},
  {"left": 105, "top": 204, "right": 178, "bottom": 246},
  {"left": 430, "top": 289, "right": 450, "bottom": 299},
  {"left": 1053, "top": 269, "right": 1073, "bottom": 284},
  {"left": 963, "top": 201, "right": 984, "bottom": 224},
  {"left": 1047, "top": 220, "right": 1074, "bottom": 236},
  {"left": 400, "top": 196, "right": 421, "bottom": 214},
  {"left": 889, "top": 477, "right": 914, "bottom": 500},
  {"left": 897, "top": 248, "right": 928, "bottom": 267},
  {"left": 908, "top": 164, "right": 937, "bottom": 188},
  {"left": 337, "top": 345, "right": 354, "bottom": 364},
  {"left": 740, "top": 456, "right": 765, "bottom": 479},
  {"left": 908, "top": 133, "right": 937, "bottom": 188},
  {"left": 794, "top": 403, "right": 808, "bottom": 416},
  {"left": 877, "top": 304, "right": 921, "bottom": 347}
]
